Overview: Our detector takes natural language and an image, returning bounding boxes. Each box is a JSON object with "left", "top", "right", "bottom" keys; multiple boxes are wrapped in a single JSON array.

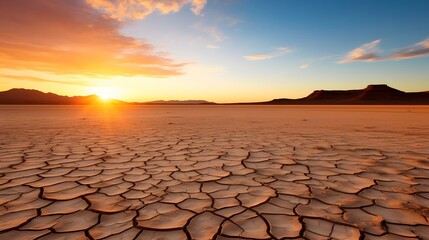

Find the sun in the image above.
[{"left": 92, "top": 87, "right": 119, "bottom": 101}]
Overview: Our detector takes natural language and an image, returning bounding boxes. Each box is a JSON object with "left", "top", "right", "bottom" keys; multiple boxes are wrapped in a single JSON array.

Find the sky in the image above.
[{"left": 0, "top": 0, "right": 428, "bottom": 103}]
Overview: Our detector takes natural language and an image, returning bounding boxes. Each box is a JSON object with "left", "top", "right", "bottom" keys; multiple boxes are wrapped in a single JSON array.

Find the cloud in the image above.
[
  {"left": 243, "top": 47, "right": 292, "bottom": 61},
  {"left": 0, "top": 0, "right": 186, "bottom": 77},
  {"left": 193, "top": 22, "right": 225, "bottom": 42},
  {"left": 207, "top": 44, "right": 220, "bottom": 49},
  {"left": 190, "top": 0, "right": 207, "bottom": 15},
  {"left": 420, "top": 39, "right": 429, "bottom": 48},
  {"left": 387, "top": 38, "right": 429, "bottom": 60},
  {"left": 339, "top": 40, "right": 381, "bottom": 63},
  {"left": 0, "top": 74, "right": 91, "bottom": 86},
  {"left": 85, "top": 0, "right": 207, "bottom": 21},
  {"left": 243, "top": 54, "right": 272, "bottom": 61},
  {"left": 300, "top": 55, "right": 341, "bottom": 69},
  {"left": 215, "top": 14, "right": 241, "bottom": 26},
  {"left": 340, "top": 38, "right": 429, "bottom": 63}
]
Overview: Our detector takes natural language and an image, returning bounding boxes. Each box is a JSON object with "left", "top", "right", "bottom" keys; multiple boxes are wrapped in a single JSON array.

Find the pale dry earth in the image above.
[{"left": 0, "top": 105, "right": 428, "bottom": 240}]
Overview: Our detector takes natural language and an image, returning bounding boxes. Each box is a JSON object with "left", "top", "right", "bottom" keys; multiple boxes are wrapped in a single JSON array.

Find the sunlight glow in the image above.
[{"left": 92, "top": 87, "right": 120, "bottom": 100}]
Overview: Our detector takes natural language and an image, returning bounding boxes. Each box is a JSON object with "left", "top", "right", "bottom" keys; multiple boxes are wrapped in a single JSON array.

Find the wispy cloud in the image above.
[
  {"left": 340, "top": 40, "right": 381, "bottom": 63},
  {"left": 300, "top": 55, "right": 341, "bottom": 69},
  {"left": 0, "top": 0, "right": 186, "bottom": 77},
  {"left": 217, "top": 15, "right": 241, "bottom": 26},
  {"left": 207, "top": 44, "right": 220, "bottom": 49},
  {"left": 193, "top": 22, "right": 225, "bottom": 42},
  {"left": 340, "top": 38, "right": 429, "bottom": 63},
  {"left": 193, "top": 12, "right": 240, "bottom": 50},
  {"left": 190, "top": 0, "right": 207, "bottom": 15},
  {"left": 226, "top": 17, "right": 240, "bottom": 26},
  {"left": 85, "top": 0, "right": 207, "bottom": 21},
  {"left": 388, "top": 38, "right": 429, "bottom": 60},
  {"left": 0, "top": 74, "right": 91, "bottom": 86},
  {"left": 243, "top": 47, "right": 292, "bottom": 61}
]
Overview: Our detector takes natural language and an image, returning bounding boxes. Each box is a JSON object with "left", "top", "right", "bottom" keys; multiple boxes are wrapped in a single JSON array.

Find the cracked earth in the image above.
[{"left": 0, "top": 105, "right": 428, "bottom": 239}]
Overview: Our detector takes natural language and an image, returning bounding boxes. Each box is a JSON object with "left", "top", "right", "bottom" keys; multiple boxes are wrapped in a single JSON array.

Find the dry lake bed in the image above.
[{"left": 0, "top": 105, "right": 428, "bottom": 240}]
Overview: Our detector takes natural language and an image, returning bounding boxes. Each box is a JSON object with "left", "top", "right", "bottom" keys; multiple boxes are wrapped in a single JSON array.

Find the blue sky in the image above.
[
  {"left": 1, "top": 0, "right": 428, "bottom": 102},
  {"left": 122, "top": 0, "right": 429, "bottom": 100}
]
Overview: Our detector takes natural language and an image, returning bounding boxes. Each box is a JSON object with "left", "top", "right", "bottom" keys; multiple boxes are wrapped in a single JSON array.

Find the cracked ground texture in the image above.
[{"left": 0, "top": 105, "right": 428, "bottom": 240}]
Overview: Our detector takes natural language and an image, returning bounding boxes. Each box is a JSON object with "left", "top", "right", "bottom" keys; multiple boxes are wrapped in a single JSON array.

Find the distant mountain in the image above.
[
  {"left": 263, "top": 84, "right": 429, "bottom": 105},
  {"left": 0, "top": 88, "right": 123, "bottom": 104},
  {"left": 0, "top": 88, "right": 213, "bottom": 105}
]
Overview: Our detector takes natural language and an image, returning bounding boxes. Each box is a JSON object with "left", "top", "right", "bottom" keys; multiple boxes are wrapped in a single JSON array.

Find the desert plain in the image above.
[{"left": 0, "top": 105, "right": 428, "bottom": 240}]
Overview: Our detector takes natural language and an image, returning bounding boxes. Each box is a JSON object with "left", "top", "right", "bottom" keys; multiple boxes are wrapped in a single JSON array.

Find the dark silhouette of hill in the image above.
[
  {"left": 264, "top": 84, "right": 429, "bottom": 105},
  {"left": 0, "top": 88, "right": 123, "bottom": 104},
  {"left": 0, "top": 89, "right": 212, "bottom": 105},
  {"left": 1, "top": 85, "right": 428, "bottom": 105}
]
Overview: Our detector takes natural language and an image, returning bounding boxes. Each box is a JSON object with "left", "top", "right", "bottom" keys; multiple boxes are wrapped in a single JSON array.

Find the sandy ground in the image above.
[{"left": 0, "top": 105, "right": 428, "bottom": 239}]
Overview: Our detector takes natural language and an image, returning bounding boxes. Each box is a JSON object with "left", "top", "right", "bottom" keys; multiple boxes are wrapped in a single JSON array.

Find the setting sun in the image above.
[{"left": 92, "top": 87, "right": 120, "bottom": 100}]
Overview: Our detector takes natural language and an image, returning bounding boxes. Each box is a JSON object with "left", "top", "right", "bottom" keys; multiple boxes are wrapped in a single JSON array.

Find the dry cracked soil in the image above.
[{"left": 0, "top": 105, "right": 428, "bottom": 239}]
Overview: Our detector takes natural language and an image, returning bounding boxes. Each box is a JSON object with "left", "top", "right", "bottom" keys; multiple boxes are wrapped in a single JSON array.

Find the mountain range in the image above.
[
  {"left": 261, "top": 84, "right": 429, "bottom": 105},
  {"left": 0, "top": 89, "right": 212, "bottom": 105},
  {"left": 0, "top": 89, "right": 124, "bottom": 105},
  {"left": 0, "top": 85, "right": 428, "bottom": 105}
]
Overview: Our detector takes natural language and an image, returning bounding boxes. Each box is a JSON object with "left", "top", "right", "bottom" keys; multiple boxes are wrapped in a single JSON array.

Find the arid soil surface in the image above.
[{"left": 0, "top": 105, "right": 428, "bottom": 240}]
